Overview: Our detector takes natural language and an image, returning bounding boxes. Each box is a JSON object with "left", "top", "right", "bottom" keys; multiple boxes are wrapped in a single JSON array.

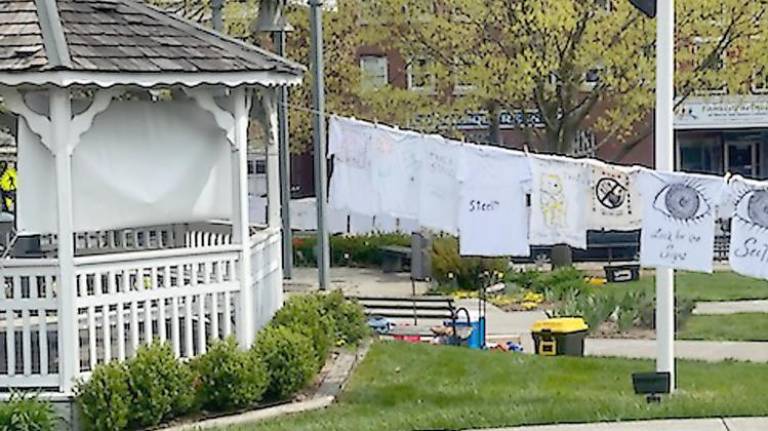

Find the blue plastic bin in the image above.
[{"left": 448, "top": 312, "right": 486, "bottom": 349}]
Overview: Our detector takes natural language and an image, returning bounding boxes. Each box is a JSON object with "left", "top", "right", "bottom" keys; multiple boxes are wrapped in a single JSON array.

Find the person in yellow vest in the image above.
[{"left": 0, "top": 162, "right": 17, "bottom": 214}]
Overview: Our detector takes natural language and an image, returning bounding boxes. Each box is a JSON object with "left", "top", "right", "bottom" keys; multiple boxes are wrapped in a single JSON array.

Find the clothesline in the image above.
[
  {"left": 277, "top": 101, "right": 472, "bottom": 142},
  {"left": 328, "top": 115, "right": 768, "bottom": 282}
]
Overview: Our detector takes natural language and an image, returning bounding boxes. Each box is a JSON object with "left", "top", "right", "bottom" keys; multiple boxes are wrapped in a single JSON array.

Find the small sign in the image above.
[{"left": 675, "top": 96, "right": 768, "bottom": 130}]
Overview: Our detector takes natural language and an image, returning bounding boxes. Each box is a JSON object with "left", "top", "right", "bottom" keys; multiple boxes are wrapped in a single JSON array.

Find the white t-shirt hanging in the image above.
[
  {"left": 585, "top": 159, "right": 642, "bottom": 231},
  {"left": 457, "top": 145, "right": 531, "bottom": 257},
  {"left": 328, "top": 117, "right": 379, "bottom": 216},
  {"left": 418, "top": 137, "right": 461, "bottom": 235},
  {"left": 368, "top": 125, "right": 422, "bottom": 220},
  {"left": 528, "top": 155, "right": 590, "bottom": 249},
  {"left": 636, "top": 170, "right": 725, "bottom": 273},
  {"left": 725, "top": 175, "right": 768, "bottom": 279}
]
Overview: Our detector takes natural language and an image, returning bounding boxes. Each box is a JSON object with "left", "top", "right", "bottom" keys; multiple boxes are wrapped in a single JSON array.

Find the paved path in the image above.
[
  {"left": 585, "top": 338, "right": 768, "bottom": 362},
  {"left": 284, "top": 267, "right": 429, "bottom": 297},
  {"left": 471, "top": 417, "right": 768, "bottom": 431},
  {"left": 694, "top": 300, "right": 768, "bottom": 315}
]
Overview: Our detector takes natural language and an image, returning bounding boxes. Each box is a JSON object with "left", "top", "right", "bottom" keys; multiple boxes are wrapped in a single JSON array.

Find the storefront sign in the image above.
[
  {"left": 675, "top": 96, "right": 768, "bottom": 130},
  {"left": 414, "top": 110, "right": 546, "bottom": 130}
]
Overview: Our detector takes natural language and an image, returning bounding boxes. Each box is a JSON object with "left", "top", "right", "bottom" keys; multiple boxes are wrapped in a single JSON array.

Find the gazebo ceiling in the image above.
[{"left": 0, "top": 0, "right": 304, "bottom": 87}]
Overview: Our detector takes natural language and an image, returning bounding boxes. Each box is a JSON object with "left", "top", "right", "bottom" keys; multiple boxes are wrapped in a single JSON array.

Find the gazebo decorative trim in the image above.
[{"left": 0, "top": 71, "right": 303, "bottom": 89}]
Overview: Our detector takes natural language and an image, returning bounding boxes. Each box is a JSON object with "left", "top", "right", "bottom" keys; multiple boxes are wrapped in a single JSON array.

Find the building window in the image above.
[
  {"left": 248, "top": 159, "right": 266, "bottom": 175},
  {"left": 360, "top": 55, "right": 389, "bottom": 89},
  {"left": 407, "top": 57, "right": 434, "bottom": 92},
  {"left": 677, "top": 132, "right": 724, "bottom": 175}
]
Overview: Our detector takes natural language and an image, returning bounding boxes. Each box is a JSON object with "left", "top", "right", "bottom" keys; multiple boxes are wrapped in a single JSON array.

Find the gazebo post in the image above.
[
  {"left": 50, "top": 86, "right": 78, "bottom": 393},
  {"left": 232, "top": 87, "right": 255, "bottom": 348},
  {"left": 264, "top": 88, "right": 281, "bottom": 229}
]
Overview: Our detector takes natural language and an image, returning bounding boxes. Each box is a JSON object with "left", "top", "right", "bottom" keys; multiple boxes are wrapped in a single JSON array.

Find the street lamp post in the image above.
[
  {"left": 309, "top": 0, "right": 330, "bottom": 291},
  {"left": 255, "top": 1, "right": 295, "bottom": 280}
]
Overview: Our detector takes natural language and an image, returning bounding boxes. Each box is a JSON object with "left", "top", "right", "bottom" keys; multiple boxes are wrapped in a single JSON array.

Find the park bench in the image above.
[
  {"left": 352, "top": 295, "right": 471, "bottom": 345},
  {"left": 378, "top": 245, "right": 412, "bottom": 273}
]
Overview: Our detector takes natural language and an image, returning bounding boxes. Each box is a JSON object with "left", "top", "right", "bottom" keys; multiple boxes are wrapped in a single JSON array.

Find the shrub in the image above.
[
  {"left": 431, "top": 236, "right": 507, "bottom": 290},
  {"left": 0, "top": 392, "right": 57, "bottom": 431},
  {"left": 320, "top": 290, "right": 370, "bottom": 345},
  {"left": 126, "top": 342, "right": 196, "bottom": 428},
  {"left": 75, "top": 361, "right": 131, "bottom": 431},
  {"left": 253, "top": 326, "right": 316, "bottom": 401},
  {"left": 191, "top": 337, "right": 268, "bottom": 412},
  {"left": 293, "top": 233, "right": 411, "bottom": 267},
  {"left": 271, "top": 294, "right": 335, "bottom": 369}
]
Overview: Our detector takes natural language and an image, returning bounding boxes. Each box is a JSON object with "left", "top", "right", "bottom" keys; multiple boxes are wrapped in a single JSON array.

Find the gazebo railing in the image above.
[
  {"left": 0, "top": 225, "right": 282, "bottom": 394},
  {"left": 0, "top": 259, "right": 60, "bottom": 390},
  {"left": 73, "top": 244, "right": 242, "bottom": 371},
  {"left": 0, "top": 222, "right": 235, "bottom": 258}
]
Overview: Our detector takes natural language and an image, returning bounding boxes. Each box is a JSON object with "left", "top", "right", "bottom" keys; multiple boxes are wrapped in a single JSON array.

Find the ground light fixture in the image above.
[{"left": 632, "top": 372, "right": 671, "bottom": 403}]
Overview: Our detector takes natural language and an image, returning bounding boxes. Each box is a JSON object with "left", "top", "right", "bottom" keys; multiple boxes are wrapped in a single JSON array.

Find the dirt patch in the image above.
[{"left": 591, "top": 321, "right": 655, "bottom": 340}]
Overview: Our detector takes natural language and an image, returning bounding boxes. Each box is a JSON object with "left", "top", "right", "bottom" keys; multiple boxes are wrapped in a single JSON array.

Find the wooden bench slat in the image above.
[{"left": 359, "top": 303, "right": 454, "bottom": 311}]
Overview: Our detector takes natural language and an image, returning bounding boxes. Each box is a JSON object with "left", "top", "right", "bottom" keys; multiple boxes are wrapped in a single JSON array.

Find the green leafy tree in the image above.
[
  {"left": 364, "top": 0, "right": 768, "bottom": 156},
  {"left": 283, "top": 0, "right": 366, "bottom": 153}
]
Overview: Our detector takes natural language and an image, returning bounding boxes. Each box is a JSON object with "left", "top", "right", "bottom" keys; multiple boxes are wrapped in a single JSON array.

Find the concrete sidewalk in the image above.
[
  {"left": 284, "top": 267, "right": 429, "bottom": 297},
  {"left": 586, "top": 338, "right": 768, "bottom": 362},
  {"left": 694, "top": 300, "right": 768, "bottom": 315},
  {"left": 471, "top": 417, "right": 768, "bottom": 431}
]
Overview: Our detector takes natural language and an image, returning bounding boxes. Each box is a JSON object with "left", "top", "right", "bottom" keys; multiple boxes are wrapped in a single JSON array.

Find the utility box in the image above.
[
  {"left": 410, "top": 232, "right": 432, "bottom": 281},
  {"left": 531, "top": 318, "right": 588, "bottom": 356}
]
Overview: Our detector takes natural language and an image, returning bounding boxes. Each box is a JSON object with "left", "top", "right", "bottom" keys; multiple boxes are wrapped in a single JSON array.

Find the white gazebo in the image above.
[{"left": 0, "top": 0, "right": 303, "bottom": 395}]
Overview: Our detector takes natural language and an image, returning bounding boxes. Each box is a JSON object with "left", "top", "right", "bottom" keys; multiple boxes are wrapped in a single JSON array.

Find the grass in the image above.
[
  {"left": 228, "top": 342, "right": 768, "bottom": 431},
  {"left": 678, "top": 313, "right": 768, "bottom": 342},
  {"left": 605, "top": 271, "right": 768, "bottom": 302}
]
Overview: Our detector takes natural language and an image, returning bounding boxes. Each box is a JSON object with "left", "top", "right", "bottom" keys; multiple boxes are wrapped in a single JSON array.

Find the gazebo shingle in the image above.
[
  {"left": 0, "top": 0, "right": 49, "bottom": 70},
  {"left": 0, "top": 0, "right": 303, "bottom": 76}
]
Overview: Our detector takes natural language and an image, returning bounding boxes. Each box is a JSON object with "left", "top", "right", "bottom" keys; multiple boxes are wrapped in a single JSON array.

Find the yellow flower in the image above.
[{"left": 521, "top": 301, "right": 539, "bottom": 310}]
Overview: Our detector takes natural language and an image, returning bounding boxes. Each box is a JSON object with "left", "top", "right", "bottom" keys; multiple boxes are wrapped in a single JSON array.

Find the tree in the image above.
[
  {"left": 364, "top": 0, "right": 768, "bottom": 156},
  {"left": 282, "top": 0, "right": 365, "bottom": 153},
  {"left": 150, "top": 0, "right": 374, "bottom": 154}
]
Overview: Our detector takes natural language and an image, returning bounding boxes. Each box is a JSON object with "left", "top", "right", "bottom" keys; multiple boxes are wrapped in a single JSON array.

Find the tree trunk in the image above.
[{"left": 488, "top": 101, "right": 502, "bottom": 145}]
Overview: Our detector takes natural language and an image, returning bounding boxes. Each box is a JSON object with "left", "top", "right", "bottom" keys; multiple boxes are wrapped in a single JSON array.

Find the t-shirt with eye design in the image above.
[
  {"left": 635, "top": 169, "right": 726, "bottom": 273},
  {"left": 725, "top": 175, "right": 768, "bottom": 279}
]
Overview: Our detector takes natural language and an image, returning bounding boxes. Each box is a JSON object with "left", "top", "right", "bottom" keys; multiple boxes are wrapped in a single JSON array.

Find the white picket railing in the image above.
[
  {"left": 74, "top": 225, "right": 180, "bottom": 254},
  {"left": 0, "top": 260, "right": 60, "bottom": 389},
  {"left": 0, "top": 224, "right": 282, "bottom": 393},
  {"left": 73, "top": 245, "right": 242, "bottom": 370},
  {"left": 250, "top": 227, "right": 282, "bottom": 328}
]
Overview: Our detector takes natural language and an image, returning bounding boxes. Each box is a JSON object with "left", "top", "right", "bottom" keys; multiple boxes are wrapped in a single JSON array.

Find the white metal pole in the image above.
[
  {"left": 51, "top": 87, "right": 77, "bottom": 393},
  {"left": 655, "top": 0, "right": 676, "bottom": 392}
]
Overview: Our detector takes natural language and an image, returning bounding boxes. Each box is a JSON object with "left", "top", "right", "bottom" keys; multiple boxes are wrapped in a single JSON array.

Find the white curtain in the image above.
[{"left": 18, "top": 99, "right": 233, "bottom": 233}]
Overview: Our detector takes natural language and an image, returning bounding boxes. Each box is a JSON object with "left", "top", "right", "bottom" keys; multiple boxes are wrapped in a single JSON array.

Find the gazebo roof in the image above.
[{"left": 0, "top": 0, "right": 304, "bottom": 88}]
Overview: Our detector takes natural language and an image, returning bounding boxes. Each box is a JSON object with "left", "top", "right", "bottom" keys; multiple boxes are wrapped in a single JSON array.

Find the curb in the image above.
[{"left": 159, "top": 341, "right": 371, "bottom": 431}]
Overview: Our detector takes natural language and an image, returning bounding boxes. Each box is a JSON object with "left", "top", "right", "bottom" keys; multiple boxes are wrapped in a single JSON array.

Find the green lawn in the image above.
[
  {"left": 678, "top": 313, "right": 768, "bottom": 342},
  {"left": 606, "top": 271, "right": 768, "bottom": 302},
  {"left": 228, "top": 342, "right": 768, "bottom": 431}
]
